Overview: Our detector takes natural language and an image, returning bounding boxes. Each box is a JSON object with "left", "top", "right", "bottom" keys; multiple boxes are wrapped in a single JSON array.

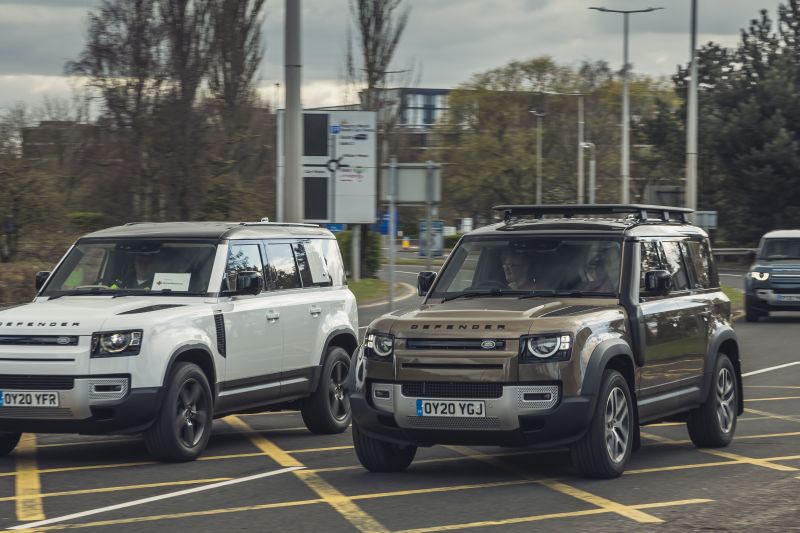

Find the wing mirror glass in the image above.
[
  {"left": 644, "top": 270, "right": 672, "bottom": 296},
  {"left": 417, "top": 271, "right": 436, "bottom": 297}
]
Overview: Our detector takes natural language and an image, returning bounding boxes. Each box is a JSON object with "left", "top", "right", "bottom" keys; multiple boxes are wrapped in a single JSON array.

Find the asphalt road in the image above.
[{"left": 2, "top": 290, "right": 800, "bottom": 531}]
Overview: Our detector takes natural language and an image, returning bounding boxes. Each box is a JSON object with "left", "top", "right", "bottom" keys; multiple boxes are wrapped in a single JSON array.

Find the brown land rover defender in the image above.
[{"left": 350, "top": 205, "right": 742, "bottom": 478}]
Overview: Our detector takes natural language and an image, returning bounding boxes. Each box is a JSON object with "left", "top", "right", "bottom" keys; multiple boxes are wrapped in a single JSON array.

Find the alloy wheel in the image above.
[
  {"left": 329, "top": 359, "right": 350, "bottom": 421},
  {"left": 175, "top": 378, "right": 209, "bottom": 447},
  {"left": 604, "top": 386, "right": 630, "bottom": 463},
  {"left": 716, "top": 367, "right": 736, "bottom": 434}
]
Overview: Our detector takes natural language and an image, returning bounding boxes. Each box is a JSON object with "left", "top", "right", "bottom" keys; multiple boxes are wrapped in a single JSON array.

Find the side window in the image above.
[
  {"left": 639, "top": 241, "right": 662, "bottom": 295},
  {"left": 266, "top": 243, "right": 301, "bottom": 290},
  {"left": 292, "top": 242, "right": 314, "bottom": 287},
  {"left": 661, "top": 241, "right": 690, "bottom": 292},
  {"left": 317, "top": 238, "right": 345, "bottom": 286},
  {"left": 684, "top": 240, "right": 715, "bottom": 289},
  {"left": 297, "top": 240, "right": 335, "bottom": 287},
  {"left": 224, "top": 243, "right": 263, "bottom": 292}
]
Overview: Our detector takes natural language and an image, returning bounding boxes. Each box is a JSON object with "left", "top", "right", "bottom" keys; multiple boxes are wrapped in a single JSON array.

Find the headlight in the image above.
[
  {"left": 365, "top": 332, "right": 394, "bottom": 359},
  {"left": 92, "top": 330, "right": 142, "bottom": 357},
  {"left": 521, "top": 334, "right": 571, "bottom": 362},
  {"left": 750, "top": 271, "right": 770, "bottom": 281}
]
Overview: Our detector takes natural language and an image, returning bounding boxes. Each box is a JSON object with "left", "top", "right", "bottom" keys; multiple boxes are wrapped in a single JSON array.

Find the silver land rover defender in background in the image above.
[
  {"left": 350, "top": 205, "right": 742, "bottom": 478},
  {"left": 0, "top": 221, "right": 358, "bottom": 461}
]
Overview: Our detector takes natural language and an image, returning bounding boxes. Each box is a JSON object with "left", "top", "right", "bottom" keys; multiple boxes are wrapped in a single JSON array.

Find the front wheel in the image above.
[
  {"left": 571, "top": 369, "right": 634, "bottom": 478},
  {"left": 144, "top": 362, "right": 213, "bottom": 462},
  {"left": 0, "top": 432, "right": 21, "bottom": 456},
  {"left": 301, "top": 346, "right": 352, "bottom": 434},
  {"left": 352, "top": 422, "right": 417, "bottom": 472},
  {"left": 687, "top": 354, "right": 737, "bottom": 448}
]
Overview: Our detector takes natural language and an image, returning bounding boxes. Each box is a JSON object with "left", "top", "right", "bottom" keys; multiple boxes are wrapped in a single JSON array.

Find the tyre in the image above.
[
  {"left": 571, "top": 369, "right": 634, "bottom": 478},
  {"left": 301, "top": 346, "right": 352, "bottom": 434},
  {"left": 0, "top": 432, "right": 21, "bottom": 456},
  {"left": 144, "top": 362, "right": 213, "bottom": 462},
  {"left": 687, "top": 354, "right": 737, "bottom": 448},
  {"left": 745, "top": 303, "right": 764, "bottom": 322},
  {"left": 352, "top": 421, "right": 417, "bottom": 472}
]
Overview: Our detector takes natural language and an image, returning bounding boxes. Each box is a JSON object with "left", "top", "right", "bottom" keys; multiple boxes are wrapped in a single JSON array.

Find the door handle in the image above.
[
  {"left": 266, "top": 311, "right": 280, "bottom": 323},
  {"left": 310, "top": 305, "right": 322, "bottom": 317}
]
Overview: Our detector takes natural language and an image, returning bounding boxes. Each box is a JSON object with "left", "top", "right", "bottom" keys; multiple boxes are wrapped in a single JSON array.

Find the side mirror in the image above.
[
  {"left": 417, "top": 271, "right": 436, "bottom": 297},
  {"left": 35, "top": 271, "right": 51, "bottom": 292},
  {"left": 644, "top": 270, "right": 672, "bottom": 296},
  {"left": 235, "top": 271, "right": 264, "bottom": 296}
]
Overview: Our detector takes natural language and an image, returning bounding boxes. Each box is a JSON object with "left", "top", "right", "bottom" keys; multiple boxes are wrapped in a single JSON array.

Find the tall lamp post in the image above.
[
  {"left": 529, "top": 110, "right": 546, "bottom": 204},
  {"left": 686, "top": 0, "right": 698, "bottom": 217},
  {"left": 581, "top": 142, "right": 597, "bottom": 204},
  {"left": 589, "top": 6, "right": 663, "bottom": 204},
  {"left": 539, "top": 91, "right": 585, "bottom": 203}
]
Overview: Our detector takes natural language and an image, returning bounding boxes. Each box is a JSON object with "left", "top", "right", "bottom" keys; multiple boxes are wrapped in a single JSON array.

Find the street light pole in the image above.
[
  {"left": 589, "top": 6, "right": 663, "bottom": 204},
  {"left": 582, "top": 142, "right": 597, "bottom": 204},
  {"left": 578, "top": 93, "right": 585, "bottom": 204},
  {"left": 283, "top": 0, "right": 303, "bottom": 222},
  {"left": 686, "top": 0, "right": 699, "bottom": 216},
  {"left": 529, "top": 110, "right": 546, "bottom": 204}
]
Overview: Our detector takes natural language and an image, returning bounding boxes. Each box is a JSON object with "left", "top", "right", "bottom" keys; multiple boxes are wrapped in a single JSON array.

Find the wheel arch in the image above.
[
  {"left": 164, "top": 343, "right": 218, "bottom": 403},
  {"left": 703, "top": 327, "right": 743, "bottom": 415}
]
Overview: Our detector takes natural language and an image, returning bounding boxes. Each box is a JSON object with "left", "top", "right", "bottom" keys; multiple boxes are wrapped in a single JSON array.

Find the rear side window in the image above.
[
  {"left": 266, "top": 243, "right": 301, "bottom": 290},
  {"left": 639, "top": 241, "right": 662, "bottom": 295},
  {"left": 295, "top": 240, "right": 337, "bottom": 287},
  {"left": 315, "top": 238, "right": 346, "bottom": 286},
  {"left": 661, "top": 241, "right": 690, "bottom": 292},
  {"left": 684, "top": 240, "right": 716, "bottom": 289},
  {"left": 224, "top": 243, "right": 263, "bottom": 292}
]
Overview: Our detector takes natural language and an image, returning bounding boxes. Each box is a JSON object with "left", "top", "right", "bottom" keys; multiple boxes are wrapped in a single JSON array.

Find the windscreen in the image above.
[
  {"left": 42, "top": 240, "right": 218, "bottom": 297},
  {"left": 430, "top": 235, "right": 622, "bottom": 299},
  {"left": 760, "top": 238, "right": 800, "bottom": 260}
]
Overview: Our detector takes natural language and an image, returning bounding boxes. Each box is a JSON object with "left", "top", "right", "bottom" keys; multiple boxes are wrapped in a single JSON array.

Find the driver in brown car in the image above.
[{"left": 502, "top": 248, "right": 536, "bottom": 291}]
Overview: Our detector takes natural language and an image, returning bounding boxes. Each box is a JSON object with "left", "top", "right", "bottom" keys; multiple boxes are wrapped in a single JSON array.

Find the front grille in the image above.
[
  {"left": 0, "top": 375, "right": 75, "bottom": 390},
  {"left": 405, "top": 416, "right": 501, "bottom": 430},
  {"left": 0, "top": 407, "right": 72, "bottom": 419},
  {"left": 405, "top": 339, "right": 506, "bottom": 351},
  {"left": 401, "top": 382, "right": 503, "bottom": 399},
  {"left": 0, "top": 335, "right": 79, "bottom": 346}
]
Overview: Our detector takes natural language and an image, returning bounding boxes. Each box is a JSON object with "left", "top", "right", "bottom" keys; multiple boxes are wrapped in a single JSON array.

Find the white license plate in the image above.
[
  {"left": 0, "top": 391, "right": 60, "bottom": 407},
  {"left": 777, "top": 294, "right": 800, "bottom": 302},
  {"left": 416, "top": 399, "right": 485, "bottom": 418}
]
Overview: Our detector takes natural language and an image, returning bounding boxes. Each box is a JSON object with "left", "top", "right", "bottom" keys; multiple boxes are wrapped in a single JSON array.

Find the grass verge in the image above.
[
  {"left": 721, "top": 284, "right": 743, "bottom": 310},
  {"left": 348, "top": 278, "right": 405, "bottom": 305}
]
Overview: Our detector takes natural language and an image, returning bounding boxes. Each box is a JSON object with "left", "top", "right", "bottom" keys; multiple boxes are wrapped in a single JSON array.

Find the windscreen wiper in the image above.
[
  {"left": 517, "top": 290, "right": 613, "bottom": 300},
  {"left": 441, "top": 290, "right": 525, "bottom": 303},
  {"left": 47, "top": 288, "right": 120, "bottom": 300}
]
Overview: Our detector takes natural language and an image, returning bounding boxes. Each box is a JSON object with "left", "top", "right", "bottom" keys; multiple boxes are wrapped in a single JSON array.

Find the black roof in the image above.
[{"left": 80, "top": 221, "right": 332, "bottom": 240}]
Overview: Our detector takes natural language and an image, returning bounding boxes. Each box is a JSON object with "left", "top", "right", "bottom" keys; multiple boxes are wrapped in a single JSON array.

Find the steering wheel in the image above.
[{"left": 467, "top": 280, "right": 510, "bottom": 291}]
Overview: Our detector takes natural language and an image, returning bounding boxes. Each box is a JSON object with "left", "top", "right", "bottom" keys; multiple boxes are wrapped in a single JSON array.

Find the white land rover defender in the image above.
[{"left": 0, "top": 221, "right": 358, "bottom": 461}]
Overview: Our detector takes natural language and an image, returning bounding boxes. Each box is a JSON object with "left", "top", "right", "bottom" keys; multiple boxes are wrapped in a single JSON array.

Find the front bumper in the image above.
[
  {"left": 351, "top": 380, "right": 594, "bottom": 447},
  {"left": 747, "top": 290, "right": 800, "bottom": 311},
  {"left": 0, "top": 375, "right": 161, "bottom": 434}
]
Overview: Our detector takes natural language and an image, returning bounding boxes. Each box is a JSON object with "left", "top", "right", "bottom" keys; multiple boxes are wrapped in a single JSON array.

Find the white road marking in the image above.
[
  {"left": 742, "top": 361, "right": 800, "bottom": 378},
  {"left": 8, "top": 466, "right": 303, "bottom": 530}
]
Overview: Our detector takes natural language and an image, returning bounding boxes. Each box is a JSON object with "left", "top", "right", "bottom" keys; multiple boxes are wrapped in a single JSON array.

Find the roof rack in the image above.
[
  {"left": 240, "top": 221, "right": 320, "bottom": 228},
  {"left": 493, "top": 204, "right": 693, "bottom": 225}
]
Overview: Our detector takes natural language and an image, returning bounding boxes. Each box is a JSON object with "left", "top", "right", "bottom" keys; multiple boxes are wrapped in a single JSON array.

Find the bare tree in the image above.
[
  {"left": 158, "top": 0, "right": 214, "bottom": 220},
  {"left": 66, "top": 0, "right": 167, "bottom": 220},
  {"left": 346, "top": 0, "right": 411, "bottom": 276}
]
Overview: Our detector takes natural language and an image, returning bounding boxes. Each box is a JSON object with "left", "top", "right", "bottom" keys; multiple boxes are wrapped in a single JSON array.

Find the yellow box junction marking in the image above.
[
  {"left": 446, "top": 445, "right": 663, "bottom": 524},
  {"left": 393, "top": 499, "right": 712, "bottom": 533},
  {"left": 744, "top": 396, "right": 800, "bottom": 403},
  {"left": 225, "top": 416, "right": 388, "bottom": 533},
  {"left": 640, "top": 431, "right": 799, "bottom": 472},
  {"left": 745, "top": 407, "right": 800, "bottom": 424},
  {"left": 0, "top": 478, "right": 231, "bottom": 503},
  {"left": 15, "top": 433, "right": 45, "bottom": 521}
]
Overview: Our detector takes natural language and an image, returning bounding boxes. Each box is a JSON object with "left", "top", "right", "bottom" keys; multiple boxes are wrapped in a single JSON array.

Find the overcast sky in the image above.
[{"left": 0, "top": 0, "right": 784, "bottom": 112}]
